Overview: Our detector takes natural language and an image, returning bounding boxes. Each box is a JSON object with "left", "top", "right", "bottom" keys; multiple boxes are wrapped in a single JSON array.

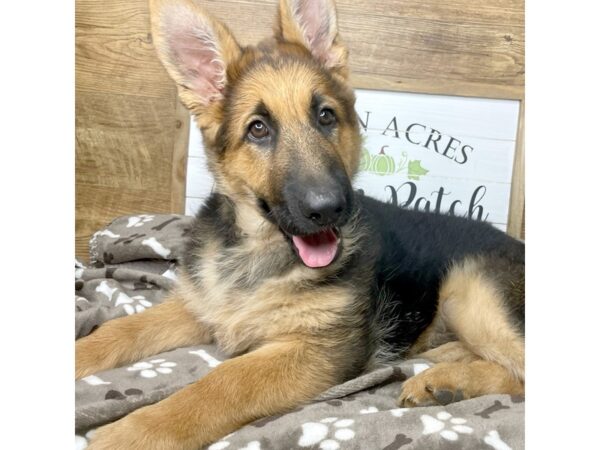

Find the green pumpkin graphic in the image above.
[
  {"left": 358, "top": 147, "right": 371, "bottom": 171},
  {"left": 370, "top": 145, "right": 396, "bottom": 176}
]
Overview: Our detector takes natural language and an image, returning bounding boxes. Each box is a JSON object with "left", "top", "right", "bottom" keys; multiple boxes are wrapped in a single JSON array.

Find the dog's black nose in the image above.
[{"left": 299, "top": 189, "right": 346, "bottom": 226}]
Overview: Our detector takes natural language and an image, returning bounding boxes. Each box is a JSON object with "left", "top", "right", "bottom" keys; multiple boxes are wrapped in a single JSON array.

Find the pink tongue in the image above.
[{"left": 292, "top": 229, "right": 339, "bottom": 268}]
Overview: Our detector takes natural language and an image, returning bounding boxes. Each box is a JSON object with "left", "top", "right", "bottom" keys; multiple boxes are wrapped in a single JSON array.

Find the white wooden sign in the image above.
[
  {"left": 186, "top": 89, "right": 520, "bottom": 231},
  {"left": 185, "top": 124, "right": 214, "bottom": 216}
]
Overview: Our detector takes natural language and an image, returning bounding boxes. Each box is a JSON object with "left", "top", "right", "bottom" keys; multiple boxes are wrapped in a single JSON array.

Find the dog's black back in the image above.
[{"left": 355, "top": 194, "right": 525, "bottom": 358}]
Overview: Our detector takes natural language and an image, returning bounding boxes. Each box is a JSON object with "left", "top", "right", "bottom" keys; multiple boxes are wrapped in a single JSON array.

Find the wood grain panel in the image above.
[
  {"left": 339, "top": 0, "right": 523, "bottom": 25},
  {"left": 76, "top": 0, "right": 188, "bottom": 261},
  {"left": 76, "top": 92, "right": 175, "bottom": 190},
  {"left": 76, "top": 0, "right": 174, "bottom": 99}
]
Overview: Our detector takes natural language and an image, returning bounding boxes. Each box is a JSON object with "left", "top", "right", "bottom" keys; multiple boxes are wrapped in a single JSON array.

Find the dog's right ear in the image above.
[{"left": 150, "top": 0, "right": 241, "bottom": 111}]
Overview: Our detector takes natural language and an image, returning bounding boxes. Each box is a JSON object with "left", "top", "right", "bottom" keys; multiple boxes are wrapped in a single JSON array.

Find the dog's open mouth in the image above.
[
  {"left": 258, "top": 198, "right": 342, "bottom": 268},
  {"left": 291, "top": 228, "right": 340, "bottom": 268}
]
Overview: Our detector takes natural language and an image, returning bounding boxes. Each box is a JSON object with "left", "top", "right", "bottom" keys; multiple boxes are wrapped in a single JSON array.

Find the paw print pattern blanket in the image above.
[{"left": 75, "top": 214, "right": 524, "bottom": 449}]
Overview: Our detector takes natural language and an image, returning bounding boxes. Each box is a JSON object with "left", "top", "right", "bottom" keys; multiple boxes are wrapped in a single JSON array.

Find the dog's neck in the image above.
[{"left": 206, "top": 189, "right": 283, "bottom": 246}]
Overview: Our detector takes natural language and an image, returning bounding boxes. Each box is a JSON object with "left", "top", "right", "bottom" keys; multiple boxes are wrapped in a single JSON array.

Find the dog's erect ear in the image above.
[
  {"left": 150, "top": 0, "right": 242, "bottom": 109},
  {"left": 275, "top": 0, "right": 348, "bottom": 76}
]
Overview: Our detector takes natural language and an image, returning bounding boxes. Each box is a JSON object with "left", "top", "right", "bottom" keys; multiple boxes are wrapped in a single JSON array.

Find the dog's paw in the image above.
[{"left": 398, "top": 363, "right": 468, "bottom": 408}]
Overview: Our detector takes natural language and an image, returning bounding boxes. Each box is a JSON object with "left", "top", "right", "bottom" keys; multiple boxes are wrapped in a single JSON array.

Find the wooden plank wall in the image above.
[
  {"left": 76, "top": 0, "right": 524, "bottom": 260},
  {"left": 75, "top": 0, "right": 189, "bottom": 260}
]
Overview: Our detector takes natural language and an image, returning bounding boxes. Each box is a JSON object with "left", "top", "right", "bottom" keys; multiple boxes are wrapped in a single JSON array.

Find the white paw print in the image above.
[
  {"left": 207, "top": 436, "right": 259, "bottom": 450},
  {"left": 390, "top": 407, "right": 409, "bottom": 417},
  {"left": 126, "top": 215, "right": 155, "bottom": 228},
  {"left": 420, "top": 411, "right": 473, "bottom": 441},
  {"left": 359, "top": 406, "right": 379, "bottom": 414},
  {"left": 95, "top": 280, "right": 118, "bottom": 301},
  {"left": 298, "top": 417, "right": 356, "bottom": 449},
  {"left": 114, "top": 292, "right": 152, "bottom": 315},
  {"left": 127, "top": 359, "right": 177, "bottom": 378}
]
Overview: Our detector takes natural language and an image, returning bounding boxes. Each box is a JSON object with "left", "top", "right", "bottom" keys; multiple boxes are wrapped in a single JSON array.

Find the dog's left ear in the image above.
[{"left": 275, "top": 0, "right": 348, "bottom": 78}]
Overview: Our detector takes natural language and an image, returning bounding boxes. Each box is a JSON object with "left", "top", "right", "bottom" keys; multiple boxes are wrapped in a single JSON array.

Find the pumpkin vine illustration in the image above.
[
  {"left": 358, "top": 143, "right": 428, "bottom": 180},
  {"left": 370, "top": 145, "right": 396, "bottom": 175}
]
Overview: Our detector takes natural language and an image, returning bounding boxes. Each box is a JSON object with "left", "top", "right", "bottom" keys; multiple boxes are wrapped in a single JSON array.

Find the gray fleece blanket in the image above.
[{"left": 75, "top": 214, "right": 524, "bottom": 450}]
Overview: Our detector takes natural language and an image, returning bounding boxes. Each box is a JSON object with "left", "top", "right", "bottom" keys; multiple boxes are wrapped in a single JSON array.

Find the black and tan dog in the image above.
[{"left": 76, "top": 0, "right": 525, "bottom": 447}]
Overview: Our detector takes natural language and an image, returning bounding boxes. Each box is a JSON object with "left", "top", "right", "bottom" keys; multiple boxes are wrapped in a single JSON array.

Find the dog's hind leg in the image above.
[
  {"left": 399, "top": 256, "right": 524, "bottom": 407},
  {"left": 76, "top": 296, "right": 211, "bottom": 379}
]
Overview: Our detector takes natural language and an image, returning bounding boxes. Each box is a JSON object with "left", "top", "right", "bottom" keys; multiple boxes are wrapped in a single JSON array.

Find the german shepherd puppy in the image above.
[{"left": 76, "top": 0, "right": 525, "bottom": 448}]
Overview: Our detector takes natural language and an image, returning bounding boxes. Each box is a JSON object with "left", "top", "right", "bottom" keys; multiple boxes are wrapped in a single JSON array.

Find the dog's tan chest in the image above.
[{"left": 177, "top": 239, "right": 354, "bottom": 355}]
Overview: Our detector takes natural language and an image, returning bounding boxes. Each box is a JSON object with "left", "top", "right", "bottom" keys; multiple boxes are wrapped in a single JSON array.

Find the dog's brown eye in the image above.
[
  {"left": 318, "top": 108, "right": 336, "bottom": 126},
  {"left": 248, "top": 121, "right": 269, "bottom": 140}
]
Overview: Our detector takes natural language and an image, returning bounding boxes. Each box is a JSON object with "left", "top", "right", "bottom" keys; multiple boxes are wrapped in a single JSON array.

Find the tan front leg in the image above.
[
  {"left": 87, "top": 340, "right": 336, "bottom": 450},
  {"left": 76, "top": 297, "right": 211, "bottom": 379}
]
